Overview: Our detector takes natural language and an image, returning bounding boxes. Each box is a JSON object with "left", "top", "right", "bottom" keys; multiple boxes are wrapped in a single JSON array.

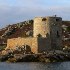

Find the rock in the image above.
[
  {"left": 7, "top": 58, "right": 17, "bottom": 63},
  {"left": 13, "top": 54, "right": 39, "bottom": 62},
  {"left": 0, "top": 55, "right": 8, "bottom": 62}
]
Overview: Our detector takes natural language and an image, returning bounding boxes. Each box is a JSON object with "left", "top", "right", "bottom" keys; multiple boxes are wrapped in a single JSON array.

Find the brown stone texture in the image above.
[
  {"left": 6, "top": 16, "right": 62, "bottom": 53},
  {"left": 6, "top": 37, "right": 38, "bottom": 53}
]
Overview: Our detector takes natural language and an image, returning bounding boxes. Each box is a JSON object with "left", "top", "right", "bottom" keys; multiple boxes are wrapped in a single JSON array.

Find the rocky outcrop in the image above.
[{"left": 0, "top": 50, "right": 70, "bottom": 63}]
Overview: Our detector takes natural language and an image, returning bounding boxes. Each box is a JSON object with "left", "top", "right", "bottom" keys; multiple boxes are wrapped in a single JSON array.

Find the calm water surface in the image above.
[{"left": 0, "top": 62, "right": 70, "bottom": 70}]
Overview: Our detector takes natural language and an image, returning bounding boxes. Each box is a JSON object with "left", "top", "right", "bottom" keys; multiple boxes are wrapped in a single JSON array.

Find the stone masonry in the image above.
[{"left": 6, "top": 16, "right": 62, "bottom": 53}]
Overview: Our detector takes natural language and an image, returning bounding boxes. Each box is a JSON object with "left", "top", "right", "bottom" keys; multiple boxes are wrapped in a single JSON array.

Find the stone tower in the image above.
[
  {"left": 49, "top": 17, "right": 62, "bottom": 49},
  {"left": 33, "top": 16, "right": 62, "bottom": 50},
  {"left": 33, "top": 17, "right": 50, "bottom": 37}
]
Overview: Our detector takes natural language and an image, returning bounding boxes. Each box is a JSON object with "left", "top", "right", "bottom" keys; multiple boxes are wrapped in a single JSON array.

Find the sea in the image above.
[{"left": 0, "top": 62, "right": 70, "bottom": 70}]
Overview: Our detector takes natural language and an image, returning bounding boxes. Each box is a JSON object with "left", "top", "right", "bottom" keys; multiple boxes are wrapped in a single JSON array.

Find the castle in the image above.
[{"left": 5, "top": 16, "right": 62, "bottom": 54}]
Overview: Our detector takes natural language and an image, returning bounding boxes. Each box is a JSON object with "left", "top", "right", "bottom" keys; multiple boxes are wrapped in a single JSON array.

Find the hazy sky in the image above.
[{"left": 0, "top": 0, "right": 70, "bottom": 28}]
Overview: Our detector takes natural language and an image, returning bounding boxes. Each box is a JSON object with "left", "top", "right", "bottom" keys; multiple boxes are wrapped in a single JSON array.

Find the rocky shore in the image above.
[{"left": 0, "top": 50, "right": 70, "bottom": 63}]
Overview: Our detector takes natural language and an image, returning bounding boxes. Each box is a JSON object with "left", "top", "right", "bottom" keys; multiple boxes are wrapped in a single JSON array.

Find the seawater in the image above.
[{"left": 0, "top": 62, "right": 70, "bottom": 70}]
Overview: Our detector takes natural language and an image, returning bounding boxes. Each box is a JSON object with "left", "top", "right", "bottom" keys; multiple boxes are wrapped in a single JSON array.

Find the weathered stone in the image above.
[{"left": 5, "top": 16, "right": 62, "bottom": 54}]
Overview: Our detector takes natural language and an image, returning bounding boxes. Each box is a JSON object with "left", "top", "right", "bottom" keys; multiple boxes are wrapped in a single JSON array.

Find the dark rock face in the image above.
[
  {"left": 0, "top": 55, "right": 8, "bottom": 61},
  {"left": 16, "top": 54, "right": 39, "bottom": 62},
  {"left": 0, "top": 54, "right": 13, "bottom": 62},
  {"left": 0, "top": 51, "right": 70, "bottom": 63}
]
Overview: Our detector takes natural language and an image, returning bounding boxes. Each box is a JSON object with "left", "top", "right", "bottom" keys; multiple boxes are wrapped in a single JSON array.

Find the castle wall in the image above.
[
  {"left": 6, "top": 37, "right": 38, "bottom": 53},
  {"left": 6, "top": 37, "right": 51, "bottom": 53},
  {"left": 38, "top": 37, "right": 51, "bottom": 53}
]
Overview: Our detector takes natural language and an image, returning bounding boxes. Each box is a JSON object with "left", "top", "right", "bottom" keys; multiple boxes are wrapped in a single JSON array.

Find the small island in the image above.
[{"left": 0, "top": 16, "right": 70, "bottom": 63}]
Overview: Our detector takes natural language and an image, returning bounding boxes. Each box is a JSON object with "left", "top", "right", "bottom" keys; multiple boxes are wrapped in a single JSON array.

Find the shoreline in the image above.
[{"left": 0, "top": 51, "right": 70, "bottom": 63}]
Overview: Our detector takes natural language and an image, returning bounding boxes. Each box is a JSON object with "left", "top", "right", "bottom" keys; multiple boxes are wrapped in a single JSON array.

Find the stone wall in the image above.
[
  {"left": 6, "top": 37, "right": 51, "bottom": 53},
  {"left": 38, "top": 37, "right": 51, "bottom": 52},
  {"left": 6, "top": 37, "right": 38, "bottom": 53}
]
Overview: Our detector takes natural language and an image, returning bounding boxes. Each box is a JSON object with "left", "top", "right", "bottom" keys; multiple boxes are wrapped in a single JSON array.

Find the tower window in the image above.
[
  {"left": 57, "top": 31, "right": 60, "bottom": 37},
  {"left": 42, "top": 18, "right": 46, "bottom": 21}
]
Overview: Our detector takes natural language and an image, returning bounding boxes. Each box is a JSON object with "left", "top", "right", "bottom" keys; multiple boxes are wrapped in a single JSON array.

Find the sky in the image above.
[{"left": 0, "top": 0, "right": 70, "bottom": 28}]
